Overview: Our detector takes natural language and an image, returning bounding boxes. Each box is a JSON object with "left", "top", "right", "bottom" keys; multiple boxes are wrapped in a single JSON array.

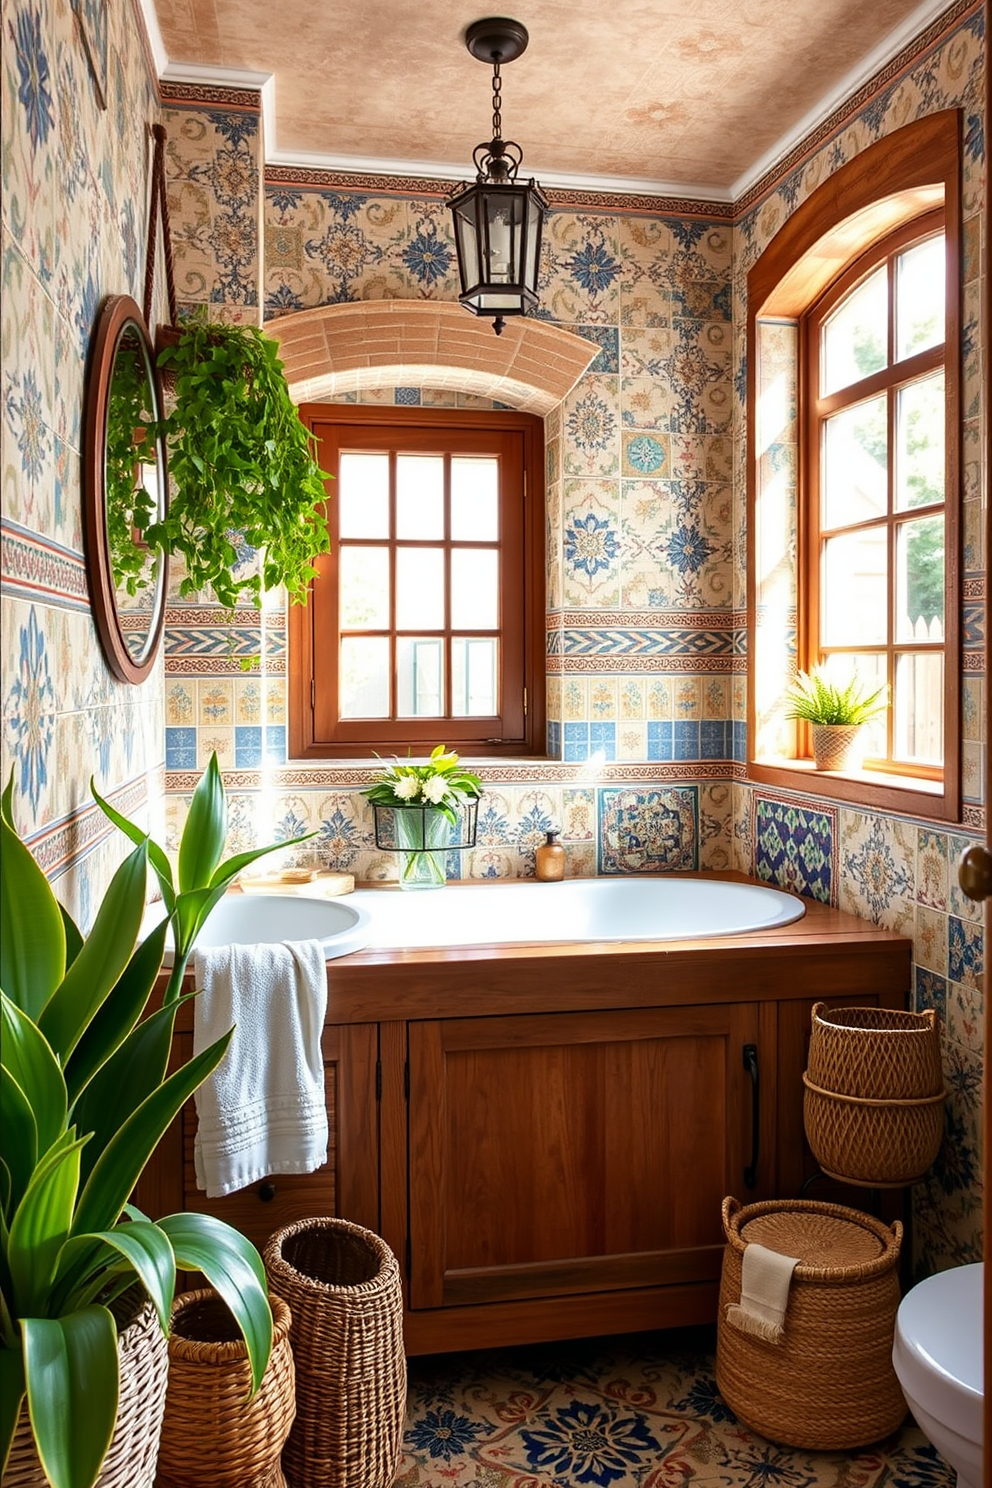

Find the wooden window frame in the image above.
[
  {"left": 746, "top": 110, "right": 962, "bottom": 821},
  {"left": 804, "top": 210, "right": 947, "bottom": 783},
  {"left": 289, "top": 404, "right": 545, "bottom": 759}
]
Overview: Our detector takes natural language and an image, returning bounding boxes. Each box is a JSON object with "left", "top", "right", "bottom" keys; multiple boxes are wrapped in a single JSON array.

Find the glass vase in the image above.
[{"left": 394, "top": 807, "right": 452, "bottom": 890}]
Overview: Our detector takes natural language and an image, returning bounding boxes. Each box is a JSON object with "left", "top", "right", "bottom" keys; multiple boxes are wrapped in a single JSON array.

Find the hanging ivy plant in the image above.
[{"left": 146, "top": 313, "right": 330, "bottom": 608}]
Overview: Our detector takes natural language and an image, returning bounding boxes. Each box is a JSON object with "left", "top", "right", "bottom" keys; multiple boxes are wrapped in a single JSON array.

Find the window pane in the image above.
[
  {"left": 396, "top": 455, "right": 444, "bottom": 538},
  {"left": 339, "top": 637, "right": 390, "bottom": 718},
  {"left": 397, "top": 637, "right": 443, "bottom": 716},
  {"left": 896, "top": 236, "right": 944, "bottom": 361},
  {"left": 451, "top": 457, "right": 499, "bottom": 540},
  {"left": 895, "top": 651, "right": 943, "bottom": 764},
  {"left": 396, "top": 548, "right": 445, "bottom": 628},
  {"left": 822, "top": 396, "right": 887, "bottom": 527},
  {"left": 896, "top": 514, "right": 944, "bottom": 642},
  {"left": 821, "top": 265, "right": 887, "bottom": 396},
  {"left": 897, "top": 373, "right": 944, "bottom": 510},
  {"left": 451, "top": 549, "right": 498, "bottom": 629},
  {"left": 821, "top": 528, "right": 887, "bottom": 645},
  {"left": 339, "top": 546, "right": 389, "bottom": 629},
  {"left": 821, "top": 652, "right": 887, "bottom": 758},
  {"left": 339, "top": 453, "right": 389, "bottom": 537},
  {"left": 452, "top": 637, "right": 497, "bottom": 716}
]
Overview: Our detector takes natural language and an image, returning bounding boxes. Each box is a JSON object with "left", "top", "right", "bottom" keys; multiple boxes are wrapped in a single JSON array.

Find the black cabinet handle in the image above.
[
  {"left": 258, "top": 1181, "right": 277, "bottom": 1202},
  {"left": 743, "top": 1044, "right": 759, "bottom": 1190}
]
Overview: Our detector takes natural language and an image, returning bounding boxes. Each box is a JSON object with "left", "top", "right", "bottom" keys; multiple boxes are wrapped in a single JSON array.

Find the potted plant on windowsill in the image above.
[
  {"left": 145, "top": 313, "right": 330, "bottom": 609},
  {"left": 782, "top": 667, "right": 888, "bottom": 772},
  {"left": 0, "top": 755, "right": 313, "bottom": 1488}
]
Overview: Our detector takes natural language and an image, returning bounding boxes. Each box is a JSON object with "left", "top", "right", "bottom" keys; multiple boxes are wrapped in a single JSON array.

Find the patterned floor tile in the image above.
[{"left": 398, "top": 1327, "right": 951, "bottom": 1487}]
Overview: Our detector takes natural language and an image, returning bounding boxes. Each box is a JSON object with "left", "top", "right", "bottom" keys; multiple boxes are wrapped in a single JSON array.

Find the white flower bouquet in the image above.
[{"left": 364, "top": 746, "right": 482, "bottom": 888}]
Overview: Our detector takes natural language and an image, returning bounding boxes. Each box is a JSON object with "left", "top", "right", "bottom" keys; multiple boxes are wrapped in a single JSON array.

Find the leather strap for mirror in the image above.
[{"left": 143, "top": 123, "right": 177, "bottom": 331}]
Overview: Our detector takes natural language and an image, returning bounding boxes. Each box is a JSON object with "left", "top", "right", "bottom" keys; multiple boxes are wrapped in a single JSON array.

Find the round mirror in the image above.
[{"left": 84, "top": 295, "right": 169, "bottom": 683}]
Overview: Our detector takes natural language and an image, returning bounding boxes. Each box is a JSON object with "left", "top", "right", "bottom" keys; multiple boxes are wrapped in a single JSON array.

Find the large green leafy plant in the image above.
[
  {"left": 0, "top": 755, "right": 312, "bottom": 1488},
  {"left": 147, "top": 314, "right": 330, "bottom": 608}
]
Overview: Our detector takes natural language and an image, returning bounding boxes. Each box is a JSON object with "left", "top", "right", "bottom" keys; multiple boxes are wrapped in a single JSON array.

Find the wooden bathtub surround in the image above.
[{"left": 137, "top": 874, "right": 912, "bottom": 1355}]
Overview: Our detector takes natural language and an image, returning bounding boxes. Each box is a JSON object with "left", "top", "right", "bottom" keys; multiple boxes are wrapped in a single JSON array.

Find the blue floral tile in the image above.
[
  {"left": 948, "top": 915, "right": 983, "bottom": 989},
  {"left": 674, "top": 720, "right": 699, "bottom": 761},
  {"left": 915, "top": 967, "right": 947, "bottom": 1024},
  {"left": 265, "top": 725, "right": 287, "bottom": 764},
  {"left": 564, "top": 722, "right": 590, "bottom": 762},
  {"left": 589, "top": 722, "right": 616, "bottom": 761},
  {"left": 165, "top": 727, "right": 197, "bottom": 770},
  {"left": 647, "top": 721, "right": 673, "bottom": 761},
  {"left": 394, "top": 386, "right": 421, "bottom": 405},
  {"left": 575, "top": 324, "right": 619, "bottom": 373},
  {"left": 754, "top": 797, "right": 835, "bottom": 904},
  {"left": 546, "top": 720, "right": 561, "bottom": 758},
  {"left": 599, "top": 786, "right": 699, "bottom": 873},
  {"left": 234, "top": 725, "right": 262, "bottom": 768}
]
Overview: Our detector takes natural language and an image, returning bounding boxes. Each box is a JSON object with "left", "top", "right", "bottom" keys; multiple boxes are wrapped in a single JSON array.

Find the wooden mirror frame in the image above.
[{"left": 83, "top": 295, "right": 169, "bottom": 684}]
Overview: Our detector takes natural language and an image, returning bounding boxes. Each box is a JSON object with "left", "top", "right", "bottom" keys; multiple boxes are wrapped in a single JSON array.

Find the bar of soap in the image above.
[{"left": 312, "top": 872, "right": 355, "bottom": 897}]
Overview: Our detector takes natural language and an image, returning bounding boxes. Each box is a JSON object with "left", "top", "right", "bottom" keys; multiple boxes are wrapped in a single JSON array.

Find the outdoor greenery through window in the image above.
[
  {"left": 289, "top": 405, "right": 544, "bottom": 759},
  {"left": 806, "top": 215, "right": 947, "bottom": 777}
]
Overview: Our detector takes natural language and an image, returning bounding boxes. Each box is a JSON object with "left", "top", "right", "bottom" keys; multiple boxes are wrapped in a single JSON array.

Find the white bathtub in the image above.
[{"left": 338, "top": 875, "right": 804, "bottom": 951}]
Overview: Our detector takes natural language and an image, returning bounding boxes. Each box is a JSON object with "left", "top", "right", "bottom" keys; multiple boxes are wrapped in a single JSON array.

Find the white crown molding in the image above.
[{"left": 146, "top": 0, "right": 959, "bottom": 208}]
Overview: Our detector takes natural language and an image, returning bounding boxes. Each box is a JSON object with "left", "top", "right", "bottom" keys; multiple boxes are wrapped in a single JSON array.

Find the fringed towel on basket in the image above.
[
  {"left": 193, "top": 939, "right": 328, "bottom": 1198},
  {"left": 725, "top": 1240, "right": 801, "bottom": 1343}
]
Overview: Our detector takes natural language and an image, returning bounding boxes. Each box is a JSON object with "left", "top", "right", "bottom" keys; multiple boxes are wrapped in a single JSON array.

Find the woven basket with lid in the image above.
[{"left": 716, "top": 1197, "right": 905, "bottom": 1451}]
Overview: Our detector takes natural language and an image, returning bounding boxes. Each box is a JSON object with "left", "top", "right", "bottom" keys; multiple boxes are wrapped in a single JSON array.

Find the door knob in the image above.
[{"left": 956, "top": 844, "right": 992, "bottom": 903}]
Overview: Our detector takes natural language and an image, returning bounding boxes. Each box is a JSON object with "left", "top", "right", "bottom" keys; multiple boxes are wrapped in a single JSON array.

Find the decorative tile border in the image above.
[
  {"left": 1, "top": 519, "right": 89, "bottom": 609},
  {"left": 20, "top": 774, "right": 149, "bottom": 878}
]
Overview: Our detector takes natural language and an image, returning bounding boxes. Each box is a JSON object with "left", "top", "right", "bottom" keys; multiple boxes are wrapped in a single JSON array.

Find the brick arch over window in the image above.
[{"left": 269, "top": 302, "right": 598, "bottom": 414}]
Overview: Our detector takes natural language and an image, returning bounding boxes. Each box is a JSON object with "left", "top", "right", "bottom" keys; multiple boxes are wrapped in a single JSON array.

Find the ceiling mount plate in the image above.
[{"left": 465, "top": 17, "right": 529, "bottom": 65}]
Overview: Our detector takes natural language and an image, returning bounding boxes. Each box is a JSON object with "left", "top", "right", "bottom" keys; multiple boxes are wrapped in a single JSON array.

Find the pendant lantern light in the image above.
[{"left": 448, "top": 17, "right": 548, "bottom": 335}]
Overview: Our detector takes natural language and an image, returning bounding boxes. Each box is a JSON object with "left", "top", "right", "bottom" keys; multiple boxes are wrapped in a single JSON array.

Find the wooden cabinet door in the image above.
[
  {"left": 408, "top": 1003, "right": 761, "bottom": 1311},
  {"left": 136, "top": 1023, "right": 379, "bottom": 1251}
]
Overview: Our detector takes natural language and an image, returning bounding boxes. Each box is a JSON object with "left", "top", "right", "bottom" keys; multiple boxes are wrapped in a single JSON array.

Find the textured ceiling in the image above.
[{"left": 151, "top": 0, "right": 951, "bottom": 195}]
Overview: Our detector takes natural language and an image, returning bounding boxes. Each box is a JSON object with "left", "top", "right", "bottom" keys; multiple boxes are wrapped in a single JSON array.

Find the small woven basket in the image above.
[
  {"left": 811, "top": 723, "right": 864, "bottom": 771},
  {"left": 803, "top": 1003, "right": 945, "bottom": 1185},
  {"left": 5, "top": 1294, "right": 169, "bottom": 1488},
  {"left": 263, "top": 1218, "right": 406, "bottom": 1488},
  {"left": 716, "top": 1197, "right": 905, "bottom": 1450},
  {"left": 155, "top": 1289, "right": 296, "bottom": 1488}
]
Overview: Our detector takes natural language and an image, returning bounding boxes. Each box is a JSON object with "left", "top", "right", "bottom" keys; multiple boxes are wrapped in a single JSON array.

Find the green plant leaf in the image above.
[
  {"left": 59, "top": 905, "right": 84, "bottom": 973},
  {"left": 0, "top": 1344, "right": 25, "bottom": 1480},
  {"left": 64, "top": 918, "right": 168, "bottom": 1107},
  {"left": 54, "top": 1222, "right": 175, "bottom": 1332},
  {"left": 71, "top": 997, "right": 192, "bottom": 1189},
  {"left": 0, "top": 993, "right": 67, "bottom": 1154},
  {"left": 7, "top": 1135, "right": 85, "bottom": 1317},
  {"left": 39, "top": 842, "right": 148, "bottom": 1064},
  {"left": 178, "top": 752, "right": 227, "bottom": 894},
  {"left": 23, "top": 1307, "right": 119, "bottom": 1488},
  {"left": 71, "top": 1028, "right": 233, "bottom": 1239},
  {"left": 208, "top": 830, "right": 317, "bottom": 890},
  {"left": 158, "top": 1211, "right": 272, "bottom": 1393},
  {"left": 90, "top": 778, "right": 175, "bottom": 913},
  {"left": 0, "top": 1065, "right": 38, "bottom": 1218},
  {"left": 0, "top": 812, "right": 66, "bottom": 1022}
]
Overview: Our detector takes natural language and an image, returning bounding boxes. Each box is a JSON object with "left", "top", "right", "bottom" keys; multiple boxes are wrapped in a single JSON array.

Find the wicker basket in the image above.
[
  {"left": 803, "top": 1003, "right": 945, "bottom": 1185},
  {"left": 155, "top": 1289, "right": 296, "bottom": 1488},
  {"left": 263, "top": 1218, "right": 406, "bottom": 1488},
  {"left": 716, "top": 1197, "right": 906, "bottom": 1450},
  {"left": 5, "top": 1294, "right": 169, "bottom": 1488}
]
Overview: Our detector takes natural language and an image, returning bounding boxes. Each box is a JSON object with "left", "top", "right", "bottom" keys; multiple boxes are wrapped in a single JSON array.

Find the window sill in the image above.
[{"left": 748, "top": 756, "right": 958, "bottom": 823}]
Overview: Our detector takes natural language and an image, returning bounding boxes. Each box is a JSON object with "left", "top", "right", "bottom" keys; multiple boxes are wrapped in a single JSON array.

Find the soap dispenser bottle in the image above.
[{"left": 535, "top": 830, "right": 566, "bottom": 882}]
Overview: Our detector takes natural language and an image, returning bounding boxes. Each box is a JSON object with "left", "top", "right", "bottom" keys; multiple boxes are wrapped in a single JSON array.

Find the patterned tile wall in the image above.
[
  {"left": 729, "top": 0, "right": 986, "bottom": 1271},
  {"left": 1, "top": 0, "right": 164, "bottom": 925}
]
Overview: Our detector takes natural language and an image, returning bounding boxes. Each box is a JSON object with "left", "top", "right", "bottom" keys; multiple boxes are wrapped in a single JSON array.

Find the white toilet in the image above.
[{"left": 892, "top": 1262, "right": 984, "bottom": 1488}]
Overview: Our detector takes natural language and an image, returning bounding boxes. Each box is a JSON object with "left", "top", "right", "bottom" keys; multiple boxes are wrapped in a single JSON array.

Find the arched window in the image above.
[{"left": 747, "top": 111, "right": 961, "bottom": 820}]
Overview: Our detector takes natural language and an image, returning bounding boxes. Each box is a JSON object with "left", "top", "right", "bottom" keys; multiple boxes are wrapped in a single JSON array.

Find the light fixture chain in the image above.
[{"left": 491, "top": 60, "right": 502, "bottom": 140}]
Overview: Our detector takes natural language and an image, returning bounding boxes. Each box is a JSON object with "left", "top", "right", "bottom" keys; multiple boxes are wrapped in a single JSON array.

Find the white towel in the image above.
[
  {"left": 192, "top": 939, "right": 329, "bottom": 1198},
  {"left": 725, "top": 1241, "right": 801, "bottom": 1344}
]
